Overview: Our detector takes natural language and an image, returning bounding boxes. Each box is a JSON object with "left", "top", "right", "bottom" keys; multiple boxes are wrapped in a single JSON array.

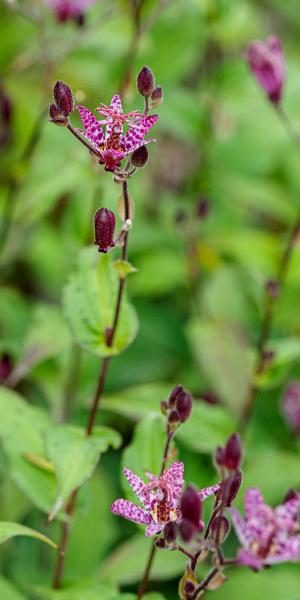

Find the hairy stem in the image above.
[
  {"left": 239, "top": 105, "right": 300, "bottom": 428},
  {"left": 53, "top": 181, "right": 130, "bottom": 588}
]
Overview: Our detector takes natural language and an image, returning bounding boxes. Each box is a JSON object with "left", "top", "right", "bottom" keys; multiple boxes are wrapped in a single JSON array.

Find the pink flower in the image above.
[
  {"left": 246, "top": 36, "right": 285, "bottom": 104},
  {"left": 45, "top": 0, "right": 96, "bottom": 22},
  {"left": 230, "top": 488, "right": 300, "bottom": 570},
  {"left": 111, "top": 462, "right": 220, "bottom": 537},
  {"left": 76, "top": 94, "right": 158, "bottom": 172}
]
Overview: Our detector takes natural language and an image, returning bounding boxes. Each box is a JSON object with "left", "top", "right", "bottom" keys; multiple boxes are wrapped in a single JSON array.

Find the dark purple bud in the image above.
[
  {"left": 137, "top": 66, "right": 155, "bottom": 97},
  {"left": 223, "top": 433, "right": 243, "bottom": 470},
  {"left": 176, "top": 390, "right": 193, "bottom": 422},
  {"left": 0, "top": 354, "right": 13, "bottom": 382},
  {"left": 283, "top": 488, "right": 298, "bottom": 503},
  {"left": 49, "top": 103, "right": 68, "bottom": 126},
  {"left": 214, "top": 446, "right": 225, "bottom": 468},
  {"left": 246, "top": 36, "right": 285, "bottom": 104},
  {"left": 211, "top": 515, "right": 230, "bottom": 544},
  {"left": 131, "top": 145, "right": 148, "bottom": 168},
  {"left": 184, "top": 581, "right": 196, "bottom": 597},
  {"left": 53, "top": 80, "right": 74, "bottom": 117},
  {"left": 168, "top": 384, "right": 184, "bottom": 407},
  {"left": 181, "top": 486, "right": 202, "bottom": 528},
  {"left": 265, "top": 278, "right": 279, "bottom": 299},
  {"left": 94, "top": 208, "right": 116, "bottom": 253},
  {"left": 164, "top": 522, "right": 178, "bottom": 545},
  {"left": 196, "top": 198, "right": 209, "bottom": 220},
  {"left": 179, "top": 519, "right": 195, "bottom": 543},
  {"left": 168, "top": 409, "right": 180, "bottom": 424},
  {"left": 222, "top": 470, "right": 243, "bottom": 506},
  {"left": 155, "top": 537, "right": 166, "bottom": 549},
  {"left": 0, "top": 88, "right": 13, "bottom": 146},
  {"left": 282, "top": 381, "right": 300, "bottom": 435},
  {"left": 160, "top": 400, "right": 169, "bottom": 414},
  {"left": 151, "top": 85, "right": 163, "bottom": 105}
]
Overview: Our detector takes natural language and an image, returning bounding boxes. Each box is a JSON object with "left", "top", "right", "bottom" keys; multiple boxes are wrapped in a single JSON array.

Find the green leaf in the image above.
[
  {"left": 177, "top": 402, "right": 236, "bottom": 453},
  {"left": 46, "top": 424, "right": 121, "bottom": 520},
  {"left": 100, "top": 533, "right": 185, "bottom": 584},
  {"left": 0, "top": 576, "right": 26, "bottom": 600},
  {"left": 113, "top": 259, "right": 137, "bottom": 279},
  {"left": 101, "top": 383, "right": 172, "bottom": 419},
  {"left": 31, "top": 580, "right": 117, "bottom": 600},
  {"left": 214, "top": 565, "right": 300, "bottom": 600},
  {"left": 0, "top": 522, "right": 56, "bottom": 549},
  {"left": 0, "top": 386, "right": 57, "bottom": 513},
  {"left": 63, "top": 247, "right": 139, "bottom": 357}
]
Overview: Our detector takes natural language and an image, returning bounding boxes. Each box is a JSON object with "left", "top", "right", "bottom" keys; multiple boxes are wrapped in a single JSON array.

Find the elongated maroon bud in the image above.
[
  {"left": 168, "top": 384, "right": 184, "bottom": 407},
  {"left": 164, "top": 522, "right": 178, "bottom": 545},
  {"left": 181, "top": 486, "right": 202, "bottom": 528},
  {"left": 137, "top": 66, "right": 155, "bottom": 97},
  {"left": 155, "top": 538, "right": 166, "bottom": 549},
  {"left": 223, "top": 433, "right": 242, "bottom": 470},
  {"left": 176, "top": 390, "right": 192, "bottom": 422},
  {"left": 49, "top": 102, "right": 68, "bottom": 126},
  {"left": 246, "top": 36, "right": 285, "bottom": 105},
  {"left": 151, "top": 85, "right": 163, "bottom": 106},
  {"left": 94, "top": 208, "right": 116, "bottom": 253},
  {"left": 0, "top": 354, "right": 13, "bottom": 382},
  {"left": 283, "top": 488, "right": 298, "bottom": 503},
  {"left": 222, "top": 470, "right": 242, "bottom": 506},
  {"left": 53, "top": 80, "right": 74, "bottom": 116},
  {"left": 131, "top": 145, "right": 148, "bottom": 168},
  {"left": 211, "top": 515, "right": 230, "bottom": 543},
  {"left": 215, "top": 446, "right": 225, "bottom": 468}
]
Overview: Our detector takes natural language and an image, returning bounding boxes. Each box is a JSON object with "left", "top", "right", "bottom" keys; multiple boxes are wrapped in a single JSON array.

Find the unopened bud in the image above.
[
  {"left": 179, "top": 519, "right": 195, "bottom": 543},
  {"left": 151, "top": 85, "right": 163, "bottom": 106},
  {"left": 131, "top": 145, "right": 148, "bottom": 168},
  {"left": 160, "top": 400, "right": 169, "bottom": 414},
  {"left": 49, "top": 103, "right": 68, "bottom": 126},
  {"left": 53, "top": 80, "right": 74, "bottom": 116},
  {"left": 155, "top": 538, "right": 166, "bottom": 549},
  {"left": 94, "top": 208, "right": 116, "bottom": 253},
  {"left": 176, "top": 390, "right": 192, "bottom": 422},
  {"left": 181, "top": 486, "right": 202, "bottom": 528},
  {"left": 284, "top": 488, "right": 298, "bottom": 503},
  {"left": 214, "top": 446, "right": 225, "bottom": 468},
  {"left": 168, "top": 384, "right": 184, "bottom": 407},
  {"left": 0, "top": 354, "right": 13, "bottom": 382},
  {"left": 137, "top": 66, "right": 155, "bottom": 97},
  {"left": 211, "top": 515, "right": 230, "bottom": 544},
  {"left": 164, "top": 522, "right": 178, "bottom": 545},
  {"left": 223, "top": 433, "right": 242, "bottom": 470},
  {"left": 168, "top": 409, "right": 180, "bottom": 424},
  {"left": 222, "top": 470, "right": 242, "bottom": 506}
]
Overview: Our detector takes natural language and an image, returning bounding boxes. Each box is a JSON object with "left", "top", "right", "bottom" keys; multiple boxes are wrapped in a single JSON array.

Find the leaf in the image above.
[
  {"left": 131, "top": 249, "right": 188, "bottom": 297},
  {"left": 0, "top": 386, "right": 57, "bottom": 513},
  {"left": 0, "top": 576, "right": 26, "bottom": 600},
  {"left": 255, "top": 337, "right": 300, "bottom": 389},
  {"left": 0, "top": 522, "right": 56, "bottom": 549},
  {"left": 46, "top": 424, "right": 121, "bottom": 520},
  {"left": 101, "top": 383, "right": 172, "bottom": 419},
  {"left": 63, "top": 247, "right": 139, "bottom": 357},
  {"left": 31, "top": 580, "right": 117, "bottom": 600},
  {"left": 113, "top": 259, "right": 137, "bottom": 279},
  {"left": 214, "top": 565, "right": 300, "bottom": 600},
  {"left": 100, "top": 533, "right": 185, "bottom": 584}
]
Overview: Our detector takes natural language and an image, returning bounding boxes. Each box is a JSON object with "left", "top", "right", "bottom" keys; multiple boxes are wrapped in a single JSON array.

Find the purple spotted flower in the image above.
[
  {"left": 230, "top": 488, "right": 300, "bottom": 571},
  {"left": 111, "top": 462, "right": 220, "bottom": 537},
  {"left": 76, "top": 94, "right": 158, "bottom": 172},
  {"left": 246, "top": 36, "right": 285, "bottom": 104},
  {"left": 45, "top": 0, "right": 96, "bottom": 22}
]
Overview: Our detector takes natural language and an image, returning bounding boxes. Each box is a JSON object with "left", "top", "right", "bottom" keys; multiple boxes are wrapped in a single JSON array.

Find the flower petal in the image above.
[
  {"left": 76, "top": 106, "right": 104, "bottom": 145},
  {"left": 111, "top": 499, "right": 151, "bottom": 525},
  {"left": 110, "top": 95, "right": 123, "bottom": 114},
  {"left": 123, "top": 467, "right": 149, "bottom": 509},
  {"left": 230, "top": 507, "right": 251, "bottom": 547},
  {"left": 162, "top": 462, "right": 184, "bottom": 503},
  {"left": 145, "top": 523, "right": 163, "bottom": 537},
  {"left": 122, "top": 115, "right": 159, "bottom": 154},
  {"left": 244, "top": 487, "right": 264, "bottom": 519},
  {"left": 266, "top": 535, "right": 300, "bottom": 564},
  {"left": 275, "top": 494, "right": 300, "bottom": 524},
  {"left": 198, "top": 483, "right": 220, "bottom": 501},
  {"left": 237, "top": 549, "right": 263, "bottom": 571}
]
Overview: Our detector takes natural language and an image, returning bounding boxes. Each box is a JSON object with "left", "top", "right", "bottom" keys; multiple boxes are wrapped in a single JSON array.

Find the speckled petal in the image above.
[
  {"left": 162, "top": 462, "right": 184, "bottom": 503},
  {"left": 111, "top": 499, "right": 151, "bottom": 525},
  {"left": 76, "top": 106, "right": 104, "bottom": 145},
  {"left": 123, "top": 467, "right": 149, "bottom": 509},
  {"left": 145, "top": 522, "right": 164, "bottom": 537},
  {"left": 244, "top": 487, "right": 265, "bottom": 519},
  {"left": 237, "top": 549, "right": 263, "bottom": 571},
  {"left": 275, "top": 494, "right": 300, "bottom": 524},
  {"left": 110, "top": 95, "right": 123, "bottom": 114},
  {"left": 230, "top": 507, "right": 252, "bottom": 547},
  {"left": 122, "top": 114, "right": 159, "bottom": 153},
  {"left": 198, "top": 483, "right": 220, "bottom": 501},
  {"left": 266, "top": 535, "right": 300, "bottom": 564}
]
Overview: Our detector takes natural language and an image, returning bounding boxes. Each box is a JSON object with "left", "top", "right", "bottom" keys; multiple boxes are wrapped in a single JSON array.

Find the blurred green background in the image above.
[{"left": 1, "top": 0, "right": 300, "bottom": 598}]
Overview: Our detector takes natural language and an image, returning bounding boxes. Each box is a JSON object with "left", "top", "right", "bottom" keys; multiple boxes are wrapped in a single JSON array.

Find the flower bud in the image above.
[
  {"left": 94, "top": 208, "right": 116, "bottom": 253},
  {"left": 176, "top": 390, "right": 192, "bottom": 422},
  {"left": 168, "top": 384, "right": 184, "bottom": 407},
  {"left": 246, "top": 36, "right": 285, "bottom": 105},
  {"left": 214, "top": 446, "right": 225, "bottom": 468},
  {"left": 137, "top": 66, "right": 155, "bottom": 97},
  {"left": 151, "top": 85, "right": 163, "bottom": 106},
  {"left": 211, "top": 515, "right": 230, "bottom": 544},
  {"left": 168, "top": 409, "right": 180, "bottom": 424},
  {"left": 131, "top": 145, "right": 148, "bottom": 168},
  {"left": 49, "top": 103, "right": 68, "bottom": 126},
  {"left": 223, "top": 433, "right": 242, "bottom": 471},
  {"left": 283, "top": 488, "right": 298, "bottom": 503},
  {"left": 0, "top": 88, "right": 12, "bottom": 146},
  {"left": 160, "top": 399, "right": 169, "bottom": 414},
  {"left": 181, "top": 486, "right": 202, "bottom": 528},
  {"left": 0, "top": 354, "right": 13, "bottom": 383},
  {"left": 164, "top": 522, "right": 178, "bottom": 545},
  {"left": 155, "top": 538, "right": 166, "bottom": 549},
  {"left": 53, "top": 80, "right": 74, "bottom": 116},
  {"left": 222, "top": 470, "right": 242, "bottom": 506},
  {"left": 282, "top": 381, "right": 300, "bottom": 435}
]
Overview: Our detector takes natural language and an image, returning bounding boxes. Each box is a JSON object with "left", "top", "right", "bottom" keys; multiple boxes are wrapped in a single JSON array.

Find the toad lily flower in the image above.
[
  {"left": 111, "top": 462, "right": 220, "bottom": 537},
  {"left": 230, "top": 488, "right": 300, "bottom": 571},
  {"left": 76, "top": 94, "right": 158, "bottom": 172}
]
